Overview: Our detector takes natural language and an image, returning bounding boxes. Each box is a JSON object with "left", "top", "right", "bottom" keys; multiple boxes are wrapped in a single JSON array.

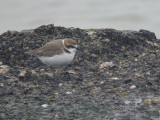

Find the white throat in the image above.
[
  {"left": 62, "top": 39, "right": 77, "bottom": 53},
  {"left": 62, "top": 39, "right": 66, "bottom": 49}
]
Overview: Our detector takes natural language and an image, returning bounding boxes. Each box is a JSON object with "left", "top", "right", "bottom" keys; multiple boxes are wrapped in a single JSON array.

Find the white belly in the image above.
[{"left": 38, "top": 49, "right": 76, "bottom": 66}]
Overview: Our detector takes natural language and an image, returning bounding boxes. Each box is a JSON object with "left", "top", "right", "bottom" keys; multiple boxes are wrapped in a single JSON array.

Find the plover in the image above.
[{"left": 26, "top": 38, "right": 78, "bottom": 66}]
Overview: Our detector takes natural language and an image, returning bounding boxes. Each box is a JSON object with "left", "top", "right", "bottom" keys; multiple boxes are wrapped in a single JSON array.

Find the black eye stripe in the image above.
[{"left": 67, "top": 45, "right": 76, "bottom": 48}]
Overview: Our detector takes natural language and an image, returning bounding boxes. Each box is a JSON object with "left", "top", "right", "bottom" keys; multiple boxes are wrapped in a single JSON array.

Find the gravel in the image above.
[{"left": 0, "top": 24, "right": 160, "bottom": 120}]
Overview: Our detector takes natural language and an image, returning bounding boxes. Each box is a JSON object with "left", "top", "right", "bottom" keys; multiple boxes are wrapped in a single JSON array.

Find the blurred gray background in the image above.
[{"left": 0, "top": 0, "right": 160, "bottom": 38}]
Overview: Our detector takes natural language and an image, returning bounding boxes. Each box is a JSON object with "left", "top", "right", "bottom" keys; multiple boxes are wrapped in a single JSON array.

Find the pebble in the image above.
[
  {"left": 152, "top": 97, "right": 160, "bottom": 104},
  {"left": 141, "top": 53, "right": 146, "bottom": 57},
  {"left": 87, "top": 82, "right": 94, "bottom": 87},
  {"left": 86, "top": 31, "right": 97, "bottom": 38},
  {"left": 101, "top": 39, "right": 110, "bottom": 43},
  {"left": 11, "top": 30, "right": 17, "bottom": 35},
  {"left": 100, "top": 81, "right": 104, "bottom": 84},
  {"left": 99, "top": 61, "right": 114, "bottom": 70},
  {"left": 44, "top": 72, "right": 53, "bottom": 77},
  {"left": 40, "top": 69, "right": 45, "bottom": 73},
  {"left": 58, "top": 83, "right": 63, "bottom": 87},
  {"left": 111, "top": 77, "right": 119, "bottom": 80},
  {"left": 67, "top": 70, "right": 77, "bottom": 74},
  {"left": 75, "top": 66, "right": 81, "bottom": 70},
  {"left": 156, "top": 50, "right": 159, "bottom": 53},
  {"left": 146, "top": 72, "right": 150, "bottom": 75},
  {"left": 135, "top": 73, "right": 141, "bottom": 77},
  {"left": 8, "top": 47, "right": 13, "bottom": 51},
  {"left": 66, "top": 91, "right": 72, "bottom": 95},
  {"left": 143, "top": 97, "right": 160, "bottom": 105},
  {"left": 121, "top": 46, "right": 126, "bottom": 51},
  {"left": 0, "top": 65, "right": 10, "bottom": 74},
  {"left": 72, "top": 89, "right": 76, "bottom": 93},
  {"left": 31, "top": 70, "right": 39, "bottom": 77},
  {"left": 148, "top": 54, "right": 156, "bottom": 59},
  {"left": 134, "top": 58, "right": 138, "bottom": 61},
  {"left": 91, "top": 87, "right": 101, "bottom": 95},
  {"left": 146, "top": 41, "right": 154, "bottom": 46},
  {"left": 19, "top": 71, "right": 27, "bottom": 77},
  {"left": 130, "top": 85, "right": 136, "bottom": 89},
  {"left": 87, "top": 31, "right": 96, "bottom": 35},
  {"left": 153, "top": 43, "right": 160, "bottom": 48},
  {"left": 143, "top": 99, "right": 152, "bottom": 105},
  {"left": 146, "top": 41, "right": 160, "bottom": 48},
  {"left": 41, "top": 104, "right": 48, "bottom": 108}
]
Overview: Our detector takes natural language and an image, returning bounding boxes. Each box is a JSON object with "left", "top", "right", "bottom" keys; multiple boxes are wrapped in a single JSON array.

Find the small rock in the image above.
[
  {"left": 152, "top": 97, "right": 160, "bottom": 104},
  {"left": 91, "top": 64, "right": 99, "bottom": 72},
  {"left": 101, "top": 39, "right": 110, "bottom": 43},
  {"left": 19, "top": 71, "right": 27, "bottom": 77},
  {"left": 40, "top": 69, "right": 45, "bottom": 73},
  {"left": 51, "top": 23, "right": 54, "bottom": 27},
  {"left": 75, "top": 66, "right": 81, "bottom": 70},
  {"left": 67, "top": 70, "right": 77, "bottom": 74},
  {"left": 91, "top": 54, "right": 97, "bottom": 58},
  {"left": 0, "top": 65, "right": 10, "bottom": 74},
  {"left": 99, "top": 61, "right": 114, "bottom": 70},
  {"left": 91, "top": 87, "right": 101, "bottom": 95},
  {"left": 100, "top": 81, "right": 104, "bottom": 84},
  {"left": 108, "top": 87, "right": 124, "bottom": 93},
  {"left": 72, "top": 89, "right": 76, "bottom": 93},
  {"left": 66, "top": 91, "right": 72, "bottom": 95},
  {"left": 31, "top": 70, "right": 39, "bottom": 77},
  {"left": 130, "top": 85, "right": 136, "bottom": 89},
  {"left": 24, "top": 47, "right": 30, "bottom": 50},
  {"left": 146, "top": 72, "right": 150, "bottom": 75},
  {"left": 148, "top": 54, "right": 156, "bottom": 59},
  {"left": 134, "top": 58, "right": 138, "bottom": 61},
  {"left": 121, "top": 46, "right": 126, "bottom": 51},
  {"left": 135, "top": 73, "right": 141, "bottom": 77},
  {"left": 111, "top": 77, "right": 119, "bottom": 80},
  {"left": 156, "top": 50, "right": 159, "bottom": 53},
  {"left": 143, "top": 99, "right": 152, "bottom": 105},
  {"left": 87, "top": 82, "right": 94, "bottom": 87},
  {"left": 153, "top": 43, "right": 160, "bottom": 48},
  {"left": 87, "top": 31, "right": 96, "bottom": 35},
  {"left": 44, "top": 72, "right": 53, "bottom": 77},
  {"left": 58, "top": 83, "right": 63, "bottom": 87},
  {"left": 117, "top": 87, "right": 124, "bottom": 92},
  {"left": 0, "top": 83, "right": 4, "bottom": 87},
  {"left": 8, "top": 47, "right": 13, "bottom": 51},
  {"left": 141, "top": 53, "right": 146, "bottom": 57},
  {"left": 54, "top": 69, "right": 59, "bottom": 74},
  {"left": 41, "top": 104, "right": 48, "bottom": 108},
  {"left": 146, "top": 41, "right": 160, "bottom": 48},
  {"left": 87, "top": 31, "right": 97, "bottom": 38},
  {"left": 11, "top": 30, "right": 17, "bottom": 35}
]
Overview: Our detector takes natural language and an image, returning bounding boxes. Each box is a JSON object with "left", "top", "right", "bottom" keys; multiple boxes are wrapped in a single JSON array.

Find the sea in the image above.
[{"left": 0, "top": 0, "right": 160, "bottom": 38}]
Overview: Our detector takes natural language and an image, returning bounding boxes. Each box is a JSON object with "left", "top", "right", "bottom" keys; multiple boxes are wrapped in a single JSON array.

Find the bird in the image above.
[{"left": 26, "top": 38, "right": 78, "bottom": 66}]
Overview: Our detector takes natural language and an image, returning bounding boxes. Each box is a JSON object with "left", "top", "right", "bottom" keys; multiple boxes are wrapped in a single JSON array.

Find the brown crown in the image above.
[{"left": 64, "top": 39, "right": 77, "bottom": 48}]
